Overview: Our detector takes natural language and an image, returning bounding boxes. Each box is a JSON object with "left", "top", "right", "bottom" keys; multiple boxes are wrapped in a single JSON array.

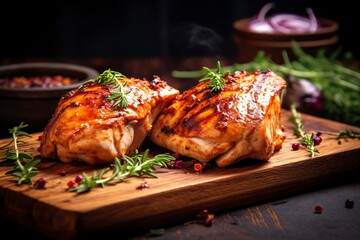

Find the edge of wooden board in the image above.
[{"left": 0, "top": 110, "right": 359, "bottom": 238}]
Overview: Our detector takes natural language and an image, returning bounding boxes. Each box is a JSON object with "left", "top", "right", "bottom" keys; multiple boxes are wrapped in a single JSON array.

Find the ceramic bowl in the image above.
[
  {"left": 232, "top": 17, "right": 339, "bottom": 63},
  {"left": 0, "top": 62, "right": 99, "bottom": 138}
]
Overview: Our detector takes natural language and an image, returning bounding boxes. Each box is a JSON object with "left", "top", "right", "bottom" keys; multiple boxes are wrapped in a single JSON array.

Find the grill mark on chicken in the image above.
[
  {"left": 161, "top": 125, "right": 175, "bottom": 134},
  {"left": 39, "top": 75, "right": 179, "bottom": 165},
  {"left": 150, "top": 69, "right": 286, "bottom": 167},
  {"left": 181, "top": 92, "right": 235, "bottom": 134}
]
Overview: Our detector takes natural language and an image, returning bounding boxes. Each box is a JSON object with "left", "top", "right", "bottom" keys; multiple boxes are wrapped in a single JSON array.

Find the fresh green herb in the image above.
[
  {"left": 68, "top": 149, "right": 175, "bottom": 193},
  {"left": 289, "top": 104, "right": 319, "bottom": 157},
  {"left": 172, "top": 42, "right": 360, "bottom": 126},
  {"left": 336, "top": 130, "right": 360, "bottom": 139},
  {"left": 199, "top": 61, "right": 229, "bottom": 92},
  {"left": 0, "top": 122, "right": 41, "bottom": 184},
  {"left": 320, "top": 129, "right": 360, "bottom": 140},
  {"left": 83, "top": 69, "right": 129, "bottom": 108},
  {"left": 288, "top": 103, "right": 304, "bottom": 138}
]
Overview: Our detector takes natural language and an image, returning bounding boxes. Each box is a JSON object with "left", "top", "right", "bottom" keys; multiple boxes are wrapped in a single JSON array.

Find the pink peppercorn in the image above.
[
  {"left": 292, "top": 143, "right": 300, "bottom": 150},
  {"left": 313, "top": 135, "right": 322, "bottom": 146},
  {"left": 314, "top": 205, "right": 323, "bottom": 214},
  {"left": 175, "top": 160, "right": 186, "bottom": 168},
  {"left": 136, "top": 181, "right": 150, "bottom": 190},
  {"left": 195, "top": 209, "right": 215, "bottom": 226},
  {"left": 67, "top": 181, "right": 78, "bottom": 188},
  {"left": 74, "top": 175, "right": 84, "bottom": 183},
  {"left": 34, "top": 177, "right": 46, "bottom": 189}
]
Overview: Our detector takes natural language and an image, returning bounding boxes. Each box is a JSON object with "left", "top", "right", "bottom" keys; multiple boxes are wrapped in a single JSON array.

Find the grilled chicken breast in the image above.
[
  {"left": 38, "top": 74, "right": 179, "bottom": 165},
  {"left": 150, "top": 69, "right": 286, "bottom": 167}
]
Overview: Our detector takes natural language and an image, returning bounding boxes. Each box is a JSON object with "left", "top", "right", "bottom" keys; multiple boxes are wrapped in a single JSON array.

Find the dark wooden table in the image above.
[
  {"left": 1, "top": 174, "right": 359, "bottom": 240},
  {"left": 1, "top": 57, "right": 359, "bottom": 240}
]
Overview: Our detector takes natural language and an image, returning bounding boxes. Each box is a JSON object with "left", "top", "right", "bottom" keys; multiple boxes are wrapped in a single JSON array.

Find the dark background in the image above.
[{"left": 1, "top": 0, "right": 358, "bottom": 60}]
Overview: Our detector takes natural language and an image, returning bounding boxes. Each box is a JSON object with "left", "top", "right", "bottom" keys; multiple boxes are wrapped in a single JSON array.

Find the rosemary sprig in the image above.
[
  {"left": 0, "top": 122, "right": 41, "bottom": 184},
  {"left": 68, "top": 149, "right": 175, "bottom": 193},
  {"left": 289, "top": 104, "right": 319, "bottom": 157},
  {"left": 84, "top": 69, "right": 129, "bottom": 108},
  {"left": 336, "top": 130, "right": 360, "bottom": 139},
  {"left": 199, "top": 61, "right": 229, "bottom": 92},
  {"left": 319, "top": 129, "right": 360, "bottom": 140}
]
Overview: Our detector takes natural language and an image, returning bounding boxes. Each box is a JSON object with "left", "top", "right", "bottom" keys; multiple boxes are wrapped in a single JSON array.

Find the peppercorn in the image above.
[
  {"left": 67, "top": 180, "right": 78, "bottom": 188},
  {"left": 292, "top": 143, "right": 300, "bottom": 150},
  {"left": 312, "top": 135, "right": 322, "bottom": 146},
  {"left": 194, "top": 163, "right": 203, "bottom": 173},
  {"left": 58, "top": 170, "right": 67, "bottom": 176},
  {"left": 195, "top": 209, "right": 215, "bottom": 226},
  {"left": 195, "top": 209, "right": 209, "bottom": 221},
  {"left": 136, "top": 181, "right": 150, "bottom": 190},
  {"left": 345, "top": 199, "right": 354, "bottom": 209},
  {"left": 175, "top": 160, "right": 186, "bottom": 168},
  {"left": 34, "top": 177, "right": 46, "bottom": 189},
  {"left": 314, "top": 205, "right": 323, "bottom": 214},
  {"left": 74, "top": 175, "right": 84, "bottom": 183},
  {"left": 204, "top": 214, "right": 215, "bottom": 226}
]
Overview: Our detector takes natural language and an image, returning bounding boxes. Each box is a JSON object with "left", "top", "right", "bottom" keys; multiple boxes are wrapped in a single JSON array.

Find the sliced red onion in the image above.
[
  {"left": 248, "top": 19, "right": 275, "bottom": 33},
  {"left": 248, "top": 3, "right": 319, "bottom": 34},
  {"left": 255, "top": 2, "right": 276, "bottom": 21},
  {"left": 269, "top": 14, "right": 313, "bottom": 34},
  {"left": 306, "top": 8, "right": 318, "bottom": 33}
]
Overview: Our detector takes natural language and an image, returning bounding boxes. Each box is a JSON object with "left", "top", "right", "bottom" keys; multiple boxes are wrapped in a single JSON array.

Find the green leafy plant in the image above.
[
  {"left": 68, "top": 149, "right": 175, "bottom": 193},
  {"left": 83, "top": 69, "right": 129, "bottom": 108},
  {"left": 0, "top": 122, "right": 41, "bottom": 184},
  {"left": 199, "top": 61, "right": 229, "bottom": 92},
  {"left": 172, "top": 42, "right": 360, "bottom": 126}
]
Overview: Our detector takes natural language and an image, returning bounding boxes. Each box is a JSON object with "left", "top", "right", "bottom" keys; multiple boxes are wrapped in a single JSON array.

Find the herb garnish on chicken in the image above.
[
  {"left": 83, "top": 69, "right": 129, "bottom": 108},
  {"left": 199, "top": 61, "right": 229, "bottom": 92}
]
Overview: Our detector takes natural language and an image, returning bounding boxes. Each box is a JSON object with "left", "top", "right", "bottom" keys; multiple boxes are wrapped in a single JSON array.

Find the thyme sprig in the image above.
[
  {"left": 199, "top": 61, "right": 229, "bottom": 92},
  {"left": 289, "top": 104, "right": 319, "bottom": 157},
  {"left": 84, "top": 69, "right": 129, "bottom": 108},
  {"left": 0, "top": 122, "right": 41, "bottom": 184},
  {"left": 68, "top": 149, "right": 175, "bottom": 193}
]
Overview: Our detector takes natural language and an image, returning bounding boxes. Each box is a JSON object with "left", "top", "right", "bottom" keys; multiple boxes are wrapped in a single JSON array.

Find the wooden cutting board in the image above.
[{"left": 0, "top": 109, "right": 359, "bottom": 239}]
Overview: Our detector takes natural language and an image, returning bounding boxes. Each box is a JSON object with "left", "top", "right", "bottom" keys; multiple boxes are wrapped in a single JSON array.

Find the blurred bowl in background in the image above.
[
  {"left": 232, "top": 17, "right": 339, "bottom": 63},
  {"left": 0, "top": 62, "right": 99, "bottom": 138}
]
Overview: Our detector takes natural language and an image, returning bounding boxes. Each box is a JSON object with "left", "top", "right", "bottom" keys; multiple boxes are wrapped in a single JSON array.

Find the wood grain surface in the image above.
[{"left": 0, "top": 109, "right": 359, "bottom": 239}]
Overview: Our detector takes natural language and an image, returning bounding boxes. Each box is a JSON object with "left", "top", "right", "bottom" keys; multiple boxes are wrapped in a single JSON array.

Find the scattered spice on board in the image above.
[
  {"left": 185, "top": 209, "right": 215, "bottom": 227},
  {"left": 33, "top": 177, "right": 46, "bottom": 189},
  {"left": 314, "top": 205, "right": 323, "bottom": 214},
  {"left": 136, "top": 181, "right": 150, "bottom": 190}
]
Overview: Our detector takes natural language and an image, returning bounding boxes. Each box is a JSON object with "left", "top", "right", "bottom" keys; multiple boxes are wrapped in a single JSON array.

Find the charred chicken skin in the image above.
[
  {"left": 38, "top": 73, "right": 179, "bottom": 165},
  {"left": 150, "top": 69, "right": 286, "bottom": 167}
]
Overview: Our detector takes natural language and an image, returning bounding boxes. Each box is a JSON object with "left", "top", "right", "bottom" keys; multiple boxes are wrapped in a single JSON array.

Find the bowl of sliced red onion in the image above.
[
  {"left": 233, "top": 3, "right": 339, "bottom": 63},
  {"left": 0, "top": 62, "right": 99, "bottom": 138}
]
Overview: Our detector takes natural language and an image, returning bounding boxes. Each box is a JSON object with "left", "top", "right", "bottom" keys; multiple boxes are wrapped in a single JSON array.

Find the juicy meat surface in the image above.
[
  {"left": 150, "top": 70, "right": 287, "bottom": 167},
  {"left": 38, "top": 75, "right": 179, "bottom": 165}
]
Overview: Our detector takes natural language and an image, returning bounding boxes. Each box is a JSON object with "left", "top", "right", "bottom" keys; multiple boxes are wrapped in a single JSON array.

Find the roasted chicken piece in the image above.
[
  {"left": 38, "top": 71, "right": 179, "bottom": 165},
  {"left": 150, "top": 69, "right": 286, "bottom": 167}
]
